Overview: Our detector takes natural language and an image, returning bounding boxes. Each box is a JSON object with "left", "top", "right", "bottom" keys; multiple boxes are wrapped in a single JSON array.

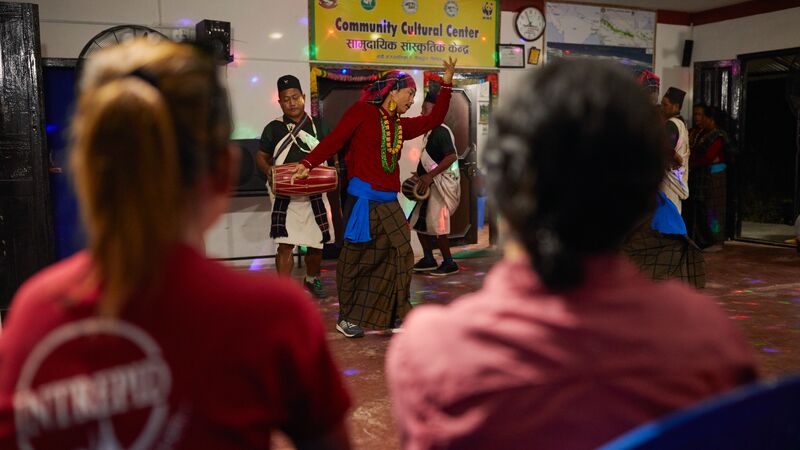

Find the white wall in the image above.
[
  {"left": 692, "top": 7, "right": 800, "bottom": 63},
  {"left": 495, "top": 11, "right": 691, "bottom": 116},
  {"left": 655, "top": 23, "right": 692, "bottom": 118},
  {"left": 676, "top": 7, "right": 800, "bottom": 122},
  {"left": 30, "top": 0, "right": 487, "bottom": 262},
  {"left": 34, "top": 0, "right": 311, "bottom": 139},
  {"left": 497, "top": 11, "right": 544, "bottom": 106},
  {"left": 37, "top": 1, "right": 797, "bottom": 261},
  {"left": 32, "top": 0, "right": 311, "bottom": 263}
]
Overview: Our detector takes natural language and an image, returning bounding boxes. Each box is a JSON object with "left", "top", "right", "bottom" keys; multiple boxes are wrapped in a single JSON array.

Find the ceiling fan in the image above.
[{"left": 77, "top": 25, "right": 169, "bottom": 73}]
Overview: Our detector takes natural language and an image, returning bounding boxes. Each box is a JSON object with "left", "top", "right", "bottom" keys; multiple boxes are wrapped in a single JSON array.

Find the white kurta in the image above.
[
  {"left": 410, "top": 125, "right": 461, "bottom": 236},
  {"left": 662, "top": 117, "right": 690, "bottom": 212}
]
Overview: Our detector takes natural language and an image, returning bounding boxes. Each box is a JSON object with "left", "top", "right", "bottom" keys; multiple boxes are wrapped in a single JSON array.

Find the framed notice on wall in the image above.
[
  {"left": 309, "top": 0, "right": 499, "bottom": 69},
  {"left": 497, "top": 44, "right": 524, "bottom": 68}
]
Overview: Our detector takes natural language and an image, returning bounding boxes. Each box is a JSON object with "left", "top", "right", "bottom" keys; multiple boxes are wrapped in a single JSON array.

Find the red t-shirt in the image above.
[
  {"left": 0, "top": 244, "right": 350, "bottom": 449},
  {"left": 387, "top": 255, "right": 757, "bottom": 450},
  {"left": 302, "top": 83, "right": 452, "bottom": 192}
]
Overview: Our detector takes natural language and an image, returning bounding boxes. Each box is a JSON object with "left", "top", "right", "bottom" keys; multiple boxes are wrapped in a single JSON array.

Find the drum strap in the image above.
[
  {"left": 287, "top": 119, "right": 318, "bottom": 154},
  {"left": 273, "top": 114, "right": 310, "bottom": 163}
]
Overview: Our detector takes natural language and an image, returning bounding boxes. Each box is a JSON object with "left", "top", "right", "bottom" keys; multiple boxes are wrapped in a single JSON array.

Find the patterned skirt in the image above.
[
  {"left": 337, "top": 199, "right": 413, "bottom": 329},
  {"left": 623, "top": 220, "right": 706, "bottom": 289},
  {"left": 684, "top": 168, "right": 727, "bottom": 248}
]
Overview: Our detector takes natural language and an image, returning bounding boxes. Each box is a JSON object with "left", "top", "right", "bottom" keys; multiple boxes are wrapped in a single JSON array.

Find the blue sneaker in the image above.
[{"left": 336, "top": 320, "right": 365, "bottom": 338}]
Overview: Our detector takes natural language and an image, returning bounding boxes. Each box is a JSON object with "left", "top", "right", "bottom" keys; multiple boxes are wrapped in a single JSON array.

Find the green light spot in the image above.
[{"left": 231, "top": 125, "right": 256, "bottom": 140}]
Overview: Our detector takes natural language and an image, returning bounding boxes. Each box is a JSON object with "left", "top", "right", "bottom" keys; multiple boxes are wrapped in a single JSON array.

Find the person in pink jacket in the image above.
[{"left": 386, "top": 59, "right": 757, "bottom": 450}]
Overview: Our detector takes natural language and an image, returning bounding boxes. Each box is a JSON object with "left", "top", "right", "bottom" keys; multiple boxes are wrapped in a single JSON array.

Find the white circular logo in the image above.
[
  {"left": 445, "top": 0, "right": 459, "bottom": 17},
  {"left": 403, "top": 0, "right": 418, "bottom": 14},
  {"left": 13, "top": 319, "right": 173, "bottom": 450}
]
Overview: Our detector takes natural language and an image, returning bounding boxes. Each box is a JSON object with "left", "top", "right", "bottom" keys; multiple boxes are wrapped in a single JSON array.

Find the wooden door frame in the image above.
[{"left": 0, "top": 2, "right": 53, "bottom": 308}]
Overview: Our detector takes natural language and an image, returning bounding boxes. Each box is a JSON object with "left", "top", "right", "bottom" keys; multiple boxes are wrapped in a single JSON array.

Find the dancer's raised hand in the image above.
[{"left": 443, "top": 57, "right": 457, "bottom": 84}]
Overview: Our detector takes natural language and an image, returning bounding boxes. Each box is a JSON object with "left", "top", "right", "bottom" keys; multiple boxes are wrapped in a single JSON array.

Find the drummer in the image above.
[{"left": 255, "top": 74, "right": 332, "bottom": 298}]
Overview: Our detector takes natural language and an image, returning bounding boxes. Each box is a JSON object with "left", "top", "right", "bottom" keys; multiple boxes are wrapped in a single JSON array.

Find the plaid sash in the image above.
[{"left": 273, "top": 114, "right": 309, "bottom": 162}]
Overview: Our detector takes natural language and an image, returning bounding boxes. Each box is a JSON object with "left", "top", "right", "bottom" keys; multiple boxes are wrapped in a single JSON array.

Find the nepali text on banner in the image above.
[{"left": 310, "top": 0, "right": 499, "bottom": 68}]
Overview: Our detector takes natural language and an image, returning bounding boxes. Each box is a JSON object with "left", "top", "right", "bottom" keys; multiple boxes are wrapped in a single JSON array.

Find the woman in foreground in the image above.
[
  {"left": 386, "top": 59, "right": 756, "bottom": 450},
  {"left": 0, "top": 40, "right": 351, "bottom": 450}
]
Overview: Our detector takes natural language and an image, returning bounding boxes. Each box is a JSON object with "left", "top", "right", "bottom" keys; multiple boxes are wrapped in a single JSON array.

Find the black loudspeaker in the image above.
[
  {"left": 233, "top": 139, "right": 268, "bottom": 195},
  {"left": 195, "top": 19, "right": 233, "bottom": 65},
  {"left": 681, "top": 39, "right": 694, "bottom": 67}
]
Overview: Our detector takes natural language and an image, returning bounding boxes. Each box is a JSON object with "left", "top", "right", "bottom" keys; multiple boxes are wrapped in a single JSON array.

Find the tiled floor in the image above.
[
  {"left": 700, "top": 241, "right": 800, "bottom": 377},
  {"left": 271, "top": 239, "right": 800, "bottom": 449},
  {"left": 740, "top": 220, "right": 796, "bottom": 244}
]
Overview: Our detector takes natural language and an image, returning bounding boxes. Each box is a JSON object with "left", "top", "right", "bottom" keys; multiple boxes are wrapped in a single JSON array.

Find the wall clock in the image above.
[{"left": 515, "top": 6, "right": 545, "bottom": 42}]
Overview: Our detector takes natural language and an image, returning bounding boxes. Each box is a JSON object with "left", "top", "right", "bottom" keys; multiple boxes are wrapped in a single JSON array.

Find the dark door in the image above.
[
  {"left": 0, "top": 2, "right": 53, "bottom": 308},
  {"left": 694, "top": 60, "right": 742, "bottom": 125},
  {"left": 737, "top": 48, "right": 800, "bottom": 244},
  {"left": 693, "top": 59, "right": 742, "bottom": 240},
  {"left": 441, "top": 87, "right": 478, "bottom": 246}
]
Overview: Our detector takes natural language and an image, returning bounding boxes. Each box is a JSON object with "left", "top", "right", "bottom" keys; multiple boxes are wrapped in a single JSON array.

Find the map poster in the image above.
[{"left": 545, "top": 2, "right": 656, "bottom": 71}]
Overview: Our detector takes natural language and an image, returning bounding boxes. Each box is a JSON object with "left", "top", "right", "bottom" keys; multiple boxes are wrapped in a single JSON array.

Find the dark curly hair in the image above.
[
  {"left": 697, "top": 104, "right": 729, "bottom": 130},
  {"left": 484, "top": 59, "right": 667, "bottom": 290}
]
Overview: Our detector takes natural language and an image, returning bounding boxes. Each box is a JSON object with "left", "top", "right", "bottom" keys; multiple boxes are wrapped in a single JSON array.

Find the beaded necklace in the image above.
[
  {"left": 689, "top": 127, "right": 710, "bottom": 149},
  {"left": 379, "top": 109, "right": 403, "bottom": 173}
]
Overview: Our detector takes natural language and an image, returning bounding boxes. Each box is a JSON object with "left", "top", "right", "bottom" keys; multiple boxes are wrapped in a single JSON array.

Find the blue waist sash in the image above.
[
  {"left": 345, "top": 177, "right": 397, "bottom": 243},
  {"left": 651, "top": 191, "right": 687, "bottom": 236},
  {"left": 710, "top": 162, "right": 727, "bottom": 174}
]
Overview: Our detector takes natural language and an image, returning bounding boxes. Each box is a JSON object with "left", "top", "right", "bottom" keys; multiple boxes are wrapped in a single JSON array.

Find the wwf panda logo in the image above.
[{"left": 482, "top": 2, "right": 494, "bottom": 19}]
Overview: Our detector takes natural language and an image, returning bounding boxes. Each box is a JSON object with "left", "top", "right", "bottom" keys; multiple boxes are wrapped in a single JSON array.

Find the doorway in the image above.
[
  {"left": 42, "top": 58, "right": 85, "bottom": 260},
  {"left": 738, "top": 48, "right": 800, "bottom": 245},
  {"left": 693, "top": 59, "right": 742, "bottom": 241}
]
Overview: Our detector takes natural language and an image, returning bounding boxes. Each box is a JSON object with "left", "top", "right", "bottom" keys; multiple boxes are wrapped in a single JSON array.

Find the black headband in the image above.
[{"left": 127, "top": 68, "right": 159, "bottom": 88}]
